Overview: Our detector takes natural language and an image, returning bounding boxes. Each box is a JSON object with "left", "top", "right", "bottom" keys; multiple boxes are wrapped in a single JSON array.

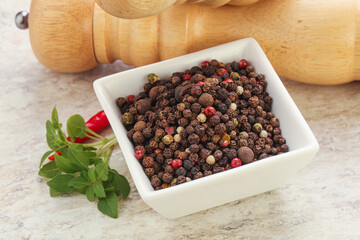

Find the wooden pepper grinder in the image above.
[
  {"left": 16, "top": 0, "right": 360, "bottom": 84},
  {"left": 94, "top": 0, "right": 260, "bottom": 19}
]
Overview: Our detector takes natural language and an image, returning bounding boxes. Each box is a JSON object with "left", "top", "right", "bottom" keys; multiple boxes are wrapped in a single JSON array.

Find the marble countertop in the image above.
[{"left": 1, "top": 1, "right": 360, "bottom": 239}]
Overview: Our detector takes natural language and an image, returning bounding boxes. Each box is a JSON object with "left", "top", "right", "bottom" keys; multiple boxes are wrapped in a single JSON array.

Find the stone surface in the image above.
[{"left": 1, "top": 1, "right": 360, "bottom": 239}]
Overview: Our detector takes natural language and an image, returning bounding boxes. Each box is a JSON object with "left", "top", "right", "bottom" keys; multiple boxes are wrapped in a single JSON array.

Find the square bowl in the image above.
[{"left": 93, "top": 38, "right": 319, "bottom": 219}]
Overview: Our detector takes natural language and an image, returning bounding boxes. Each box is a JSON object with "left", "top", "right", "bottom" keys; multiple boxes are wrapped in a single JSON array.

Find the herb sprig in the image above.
[{"left": 39, "top": 107, "right": 130, "bottom": 218}]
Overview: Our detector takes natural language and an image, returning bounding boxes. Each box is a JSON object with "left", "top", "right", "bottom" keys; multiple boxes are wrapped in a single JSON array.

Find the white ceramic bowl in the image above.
[{"left": 93, "top": 38, "right": 319, "bottom": 219}]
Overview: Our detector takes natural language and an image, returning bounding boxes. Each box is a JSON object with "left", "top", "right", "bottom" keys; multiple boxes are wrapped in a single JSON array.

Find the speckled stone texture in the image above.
[{"left": 1, "top": 1, "right": 360, "bottom": 239}]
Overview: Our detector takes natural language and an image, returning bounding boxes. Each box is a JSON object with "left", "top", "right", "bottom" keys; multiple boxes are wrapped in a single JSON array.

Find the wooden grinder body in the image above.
[{"left": 29, "top": 0, "right": 360, "bottom": 84}]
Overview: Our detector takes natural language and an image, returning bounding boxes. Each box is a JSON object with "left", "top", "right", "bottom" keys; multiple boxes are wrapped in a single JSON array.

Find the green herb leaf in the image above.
[
  {"left": 40, "top": 150, "right": 54, "bottom": 168},
  {"left": 67, "top": 114, "right": 87, "bottom": 139},
  {"left": 46, "top": 120, "right": 64, "bottom": 150},
  {"left": 47, "top": 175, "right": 74, "bottom": 193},
  {"left": 86, "top": 185, "right": 96, "bottom": 202},
  {"left": 50, "top": 187, "right": 61, "bottom": 197},
  {"left": 55, "top": 154, "right": 79, "bottom": 173},
  {"left": 104, "top": 187, "right": 115, "bottom": 192},
  {"left": 88, "top": 167, "right": 96, "bottom": 183},
  {"left": 38, "top": 161, "right": 60, "bottom": 178},
  {"left": 68, "top": 146, "right": 89, "bottom": 170},
  {"left": 110, "top": 169, "right": 130, "bottom": 199},
  {"left": 51, "top": 106, "right": 60, "bottom": 129},
  {"left": 89, "top": 157, "right": 103, "bottom": 166},
  {"left": 95, "top": 163, "right": 108, "bottom": 181},
  {"left": 97, "top": 191, "right": 118, "bottom": 218},
  {"left": 68, "top": 174, "right": 89, "bottom": 190},
  {"left": 93, "top": 182, "right": 106, "bottom": 198}
]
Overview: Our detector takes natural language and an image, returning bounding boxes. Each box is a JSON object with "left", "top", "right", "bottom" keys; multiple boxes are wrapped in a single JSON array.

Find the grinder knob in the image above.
[{"left": 15, "top": 11, "right": 29, "bottom": 29}]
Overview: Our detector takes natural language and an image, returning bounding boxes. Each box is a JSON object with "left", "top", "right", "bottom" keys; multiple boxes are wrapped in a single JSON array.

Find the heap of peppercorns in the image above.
[{"left": 116, "top": 59, "right": 289, "bottom": 190}]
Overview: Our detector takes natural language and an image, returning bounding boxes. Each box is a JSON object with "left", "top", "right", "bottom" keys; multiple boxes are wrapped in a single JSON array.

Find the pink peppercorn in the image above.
[
  {"left": 171, "top": 159, "right": 183, "bottom": 168},
  {"left": 231, "top": 158, "right": 242, "bottom": 168}
]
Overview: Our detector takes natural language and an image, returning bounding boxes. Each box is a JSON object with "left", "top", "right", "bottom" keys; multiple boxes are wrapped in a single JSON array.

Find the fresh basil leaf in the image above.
[
  {"left": 93, "top": 182, "right": 106, "bottom": 198},
  {"left": 38, "top": 161, "right": 60, "bottom": 178},
  {"left": 66, "top": 114, "right": 87, "bottom": 139},
  {"left": 86, "top": 185, "right": 96, "bottom": 202},
  {"left": 39, "top": 150, "right": 53, "bottom": 168},
  {"left": 46, "top": 120, "right": 64, "bottom": 150},
  {"left": 110, "top": 169, "right": 130, "bottom": 199},
  {"left": 51, "top": 106, "right": 60, "bottom": 129},
  {"left": 47, "top": 175, "right": 74, "bottom": 193},
  {"left": 50, "top": 187, "right": 61, "bottom": 197},
  {"left": 68, "top": 146, "right": 89, "bottom": 170},
  {"left": 95, "top": 163, "right": 108, "bottom": 181},
  {"left": 88, "top": 167, "right": 96, "bottom": 183},
  {"left": 97, "top": 191, "right": 118, "bottom": 218},
  {"left": 68, "top": 174, "right": 89, "bottom": 189},
  {"left": 55, "top": 154, "right": 79, "bottom": 173}
]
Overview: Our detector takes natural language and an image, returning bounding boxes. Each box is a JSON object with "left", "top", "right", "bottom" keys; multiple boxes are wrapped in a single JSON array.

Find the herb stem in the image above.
[{"left": 86, "top": 128, "right": 106, "bottom": 140}]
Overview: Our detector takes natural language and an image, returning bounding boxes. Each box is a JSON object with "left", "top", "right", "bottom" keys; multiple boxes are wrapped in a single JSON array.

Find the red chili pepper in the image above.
[
  {"left": 48, "top": 110, "right": 109, "bottom": 161},
  {"left": 48, "top": 152, "right": 61, "bottom": 161},
  {"left": 68, "top": 110, "right": 109, "bottom": 144}
]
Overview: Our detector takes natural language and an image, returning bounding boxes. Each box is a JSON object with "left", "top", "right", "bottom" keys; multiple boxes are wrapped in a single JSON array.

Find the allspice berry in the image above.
[
  {"left": 116, "top": 97, "right": 127, "bottom": 108},
  {"left": 122, "top": 112, "right": 134, "bottom": 125},
  {"left": 134, "top": 99, "right": 151, "bottom": 114},
  {"left": 149, "top": 86, "right": 161, "bottom": 100},
  {"left": 133, "top": 131, "right": 145, "bottom": 145},
  {"left": 134, "top": 121, "right": 146, "bottom": 132},
  {"left": 237, "top": 147, "right": 254, "bottom": 164},
  {"left": 198, "top": 93, "right": 214, "bottom": 107}
]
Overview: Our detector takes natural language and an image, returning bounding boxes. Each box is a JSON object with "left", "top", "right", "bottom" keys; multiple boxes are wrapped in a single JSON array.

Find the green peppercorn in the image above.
[
  {"left": 122, "top": 112, "right": 134, "bottom": 125},
  {"left": 232, "top": 118, "right": 239, "bottom": 128},
  {"left": 170, "top": 178, "right": 177, "bottom": 186},
  {"left": 162, "top": 134, "right": 174, "bottom": 145},
  {"left": 230, "top": 71, "right": 240, "bottom": 80},
  {"left": 147, "top": 73, "right": 160, "bottom": 84},
  {"left": 253, "top": 123, "right": 263, "bottom": 133},
  {"left": 239, "top": 131, "right": 249, "bottom": 139}
]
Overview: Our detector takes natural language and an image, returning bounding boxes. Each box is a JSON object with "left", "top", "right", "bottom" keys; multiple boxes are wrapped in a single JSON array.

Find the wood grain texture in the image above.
[
  {"left": 92, "top": 0, "right": 360, "bottom": 84},
  {"left": 95, "top": 0, "right": 260, "bottom": 18},
  {"left": 29, "top": 0, "right": 360, "bottom": 84},
  {"left": 29, "top": 0, "right": 97, "bottom": 72}
]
